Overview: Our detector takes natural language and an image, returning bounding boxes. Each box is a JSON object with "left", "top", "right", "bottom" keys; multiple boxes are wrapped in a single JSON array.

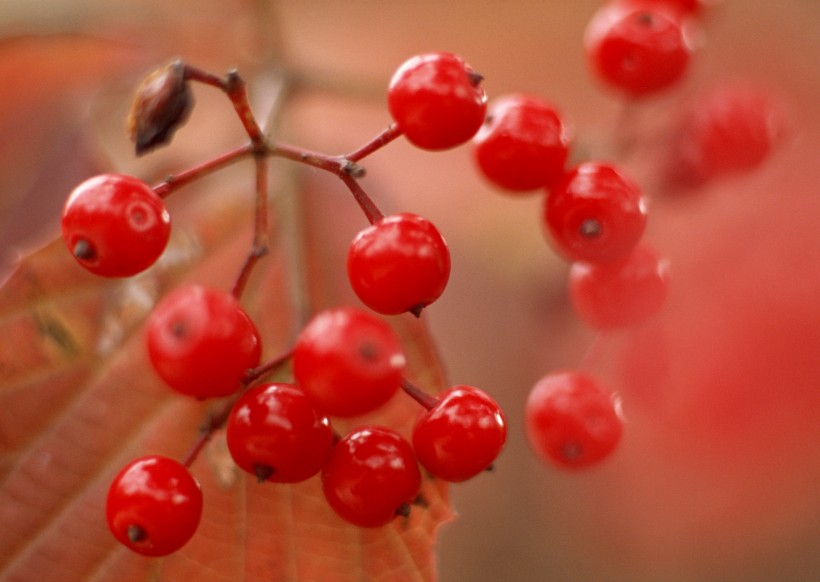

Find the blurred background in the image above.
[{"left": 1, "top": 1, "right": 819, "bottom": 581}]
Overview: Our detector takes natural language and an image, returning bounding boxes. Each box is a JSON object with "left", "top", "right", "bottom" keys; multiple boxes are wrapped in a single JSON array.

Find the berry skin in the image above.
[
  {"left": 387, "top": 51, "right": 487, "bottom": 150},
  {"left": 293, "top": 307, "right": 406, "bottom": 417},
  {"left": 543, "top": 162, "right": 647, "bottom": 264},
  {"left": 473, "top": 94, "right": 571, "bottom": 192},
  {"left": 106, "top": 455, "right": 203, "bottom": 557},
  {"left": 347, "top": 213, "right": 451, "bottom": 316},
  {"left": 412, "top": 385, "right": 507, "bottom": 482},
  {"left": 226, "top": 383, "right": 334, "bottom": 483},
  {"left": 146, "top": 285, "right": 262, "bottom": 398},
  {"left": 61, "top": 173, "right": 171, "bottom": 277},
  {"left": 621, "top": 0, "right": 711, "bottom": 16},
  {"left": 569, "top": 244, "right": 670, "bottom": 329},
  {"left": 322, "top": 425, "right": 422, "bottom": 527},
  {"left": 666, "top": 82, "right": 785, "bottom": 187},
  {"left": 584, "top": 2, "right": 694, "bottom": 97},
  {"left": 525, "top": 371, "right": 624, "bottom": 469}
]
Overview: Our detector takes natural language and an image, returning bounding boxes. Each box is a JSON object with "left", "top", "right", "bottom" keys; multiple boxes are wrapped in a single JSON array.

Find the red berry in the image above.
[
  {"left": 387, "top": 51, "right": 487, "bottom": 150},
  {"left": 525, "top": 371, "right": 624, "bottom": 469},
  {"left": 61, "top": 173, "right": 171, "bottom": 277},
  {"left": 473, "top": 94, "right": 571, "bottom": 192},
  {"left": 322, "top": 425, "right": 421, "bottom": 527},
  {"left": 106, "top": 455, "right": 203, "bottom": 556},
  {"left": 584, "top": 2, "right": 695, "bottom": 97},
  {"left": 621, "top": 0, "right": 712, "bottom": 16},
  {"left": 292, "top": 307, "right": 406, "bottom": 417},
  {"left": 569, "top": 244, "right": 670, "bottom": 329},
  {"left": 412, "top": 385, "right": 507, "bottom": 482},
  {"left": 543, "top": 162, "right": 647, "bottom": 264},
  {"left": 347, "top": 213, "right": 451, "bottom": 316},
  {"left": 146, "top": 285, "right": 262, "bottom": 398},
  {"left": 666, "top": 82, "right": 785, "bottom": 187},
  {"left": 226, "top": 383, "right": 334, "bottom": 483}
]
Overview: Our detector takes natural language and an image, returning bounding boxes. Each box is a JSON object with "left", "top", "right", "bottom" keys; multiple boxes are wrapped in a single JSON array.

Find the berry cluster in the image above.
[
  {"left": 518, "top": 0, "right": 783, "bottom": 470},
  {"left": 63, "top": 53, "right": 508, "bottom": 557},
  {"left": 517, "top": 0, "right": 692, "bottom": 468},
  {"left": 63, "top": 2, "right": 787, "bottom": 557}
]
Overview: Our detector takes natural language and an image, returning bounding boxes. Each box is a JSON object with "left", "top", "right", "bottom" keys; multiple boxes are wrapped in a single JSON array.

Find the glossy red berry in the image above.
[
  {"left": 569, "top": 245, "right": 670, "bottom": 329},
  {"left": 584, "top": 2, "right": 694, "bottom": 97},
  {"left": 525, "top": 371, "right": 624, "bottom": 469},
  {"left": 293, "top": 307, "right": 406, "bottom": 417},
  {"left": 387, "top": 51, "right": 487, "bottom": 150},
  {"left": 544, "top": 162, "right": 647, "bottom": 264},
  {"left": 347, "top": 213, "right": 451, "bottom": 316},
  {"left": 473, "top": 94, "right": 571, "bottom": 192},
  {"left": 412, "top": 385, "right": 507, "bottom": 482},
  {"left": 106, "top": 455, "right": 203, "bottom": 556},
  {"left": 322, "top": 425, "right": 421, "bottom": 527},
  {"left": 146, "top": 285, "right": 262, "bottom": 398},
  {"left": 61, "top": 173, "right": 171, "bottom": 277},
  {"left": 226, "top": 383, "right": 334, "bottom": 483},
  {"left": 666, "top": 82, "right": 785, "bottom": 187}
]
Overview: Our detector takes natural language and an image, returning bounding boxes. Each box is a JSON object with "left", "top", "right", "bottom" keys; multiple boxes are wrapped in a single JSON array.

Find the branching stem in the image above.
[{"left": 400, "top": 377, "right": 439, "bottom": 411}]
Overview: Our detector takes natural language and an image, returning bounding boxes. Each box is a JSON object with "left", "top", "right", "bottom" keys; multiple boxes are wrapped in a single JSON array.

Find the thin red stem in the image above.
[
  {"left": 613, "top": 100, "right": 641, "bottom": 159},
  {"left": 184, "top": 65, "right": 265, "bottom": 150},
  {"left": 181, "top": 401, "right": 235, "bottom": 468},
  {"left": 339, "top": 173, "right": 384, "bottom": 224},
  {"left": 268, "top": 142, "right": 384, "bottom": 224},
  {"left": 152, "top": 143, "right": 255, "bottom": 198},
  {"left": 243, "top": 345, "right": 296, "bottom": 385},
  {"left": 182, "top": 65, "right": 228, "bottom": 90},
  {"left": 223, "top": 70, "right": 267, "bottom": 150},
  {"left": 232, "top": 154, "right": 271, "bottom": 299},
  {"left": 345, "top": 123, "right": 403, "bottom": 162},
  {"left": 268, "top": 142, "right": 348, "bottom": 173},
  {"left": 579, "top": 332, "right": 605, "bottom": 370},
  {"left": 400, "top": 377, "right": 439, "bottom": 411}
]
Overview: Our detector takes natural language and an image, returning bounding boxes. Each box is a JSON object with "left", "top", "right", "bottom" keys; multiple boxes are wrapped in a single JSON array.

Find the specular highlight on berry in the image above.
[
  {"left": 387, "top": 51, "right": 487, "bottom": 150},
  {"left": 105, "top": 455, "right": 203, "bottom": 557},
  {"left": 61, "top": 173, "right": 171, "bottom": 277},
  {"left": 146, "top": 285, "right": 262, "bottom": 399},
  {"left": 347, "top": 213, "right": 451, "bottom": 316}
]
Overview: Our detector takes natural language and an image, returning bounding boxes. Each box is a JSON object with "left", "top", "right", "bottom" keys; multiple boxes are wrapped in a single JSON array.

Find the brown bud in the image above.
[{"left": 127, "top": 60, "right": 194, "bottom": 155}]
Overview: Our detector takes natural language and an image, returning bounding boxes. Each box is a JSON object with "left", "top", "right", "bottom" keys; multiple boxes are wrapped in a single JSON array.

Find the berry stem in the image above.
[
  {"left": 613, "top": 100, "right": 641, "bottom": 159},
  {"left": 232, "top": 154, "right": 271, "bottom": 299},
  {"left": 243, "top": 344, "right": 296, "bottom": 385},
  {"left": 267, "top": 141, "right": 347, "bottom": 172},
  {"left": 345, "top": 123, "right": 403, "bottom": 162},
  {"left": 181, "top": 64, "right": 228, "bottom": 90},
  {"left": 223, "top": 70, "right": 267, "bottom": 151},
  {"left": 339, "top": 173, "right": 384, "bottom": 224},
  {"left": 152, "top": 143, "right": 255, "bottom": 198},
  {"left": 267, "top": 141, "right": 384, "bottom": 224},
  {"left": 183, "top": 65, "right": 266, "bottom": 151},
  {"left": 400, "top": 377, "right": 439, "bottom": 411},
  {"left": 579, "top": 332, "right": 606, "bottom": 370},
  {"left": 163, "top": 61, "right": 392, "bottom": 229},
  {"left": 181, "top": 407, "right": 232, "bottom": 469}
]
